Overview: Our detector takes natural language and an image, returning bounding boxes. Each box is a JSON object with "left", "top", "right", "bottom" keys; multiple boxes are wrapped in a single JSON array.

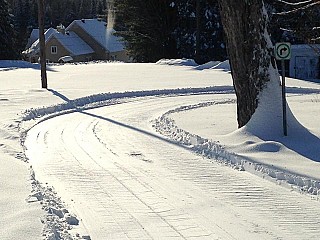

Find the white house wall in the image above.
[{"left": 290, "top": 45, "right": 320, "bottom": 80}]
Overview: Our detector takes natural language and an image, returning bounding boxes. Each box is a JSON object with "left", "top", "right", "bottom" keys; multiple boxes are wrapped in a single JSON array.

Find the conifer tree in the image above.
[
  {"left": 115, "top": 0, "right": 178, "bottom": 62},
  {"left": 0, "top": 0, "right": 18, "bottom": 59},
  {"left": 115, "top": 0, "right": 226, "bottom": 62}
]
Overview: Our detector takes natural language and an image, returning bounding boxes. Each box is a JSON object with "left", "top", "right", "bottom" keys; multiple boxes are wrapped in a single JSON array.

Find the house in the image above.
[
  {"left": 23, "top": 26, "right": 94, "bottom": 63},
  {"left": 66, "top": 19, "right": 129, "bottom": 62},
  {"left": 23, "top": 28, "right": 60, "bottom": 62},
  {"left": 289, "top": 44, "right": 320, "bottom": 80},
  {"left": 23, "top": 19, "right": 129, "bottom": 63}
]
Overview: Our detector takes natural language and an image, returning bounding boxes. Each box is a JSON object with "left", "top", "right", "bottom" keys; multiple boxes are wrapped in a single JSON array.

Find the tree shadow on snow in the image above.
[
  {"left": 48, "top": 89, "right": 70, "bottom": 102},
  {"left": 47, "top": 88, "right": 193, "bottom": 151},
  {"left": 48, "top": 89, "right": 320, "bottom": 163},
  {"left": 281, "top": 127, "right": 320, "bottom": 162},
  {"left": 245, "top": 122, "right": 320, "bottom": 162}
]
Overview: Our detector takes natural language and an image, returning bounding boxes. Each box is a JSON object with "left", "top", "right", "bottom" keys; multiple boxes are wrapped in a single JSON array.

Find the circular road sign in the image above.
[{"left": 275, "top": 42, "right": 291, "bottom": 60}]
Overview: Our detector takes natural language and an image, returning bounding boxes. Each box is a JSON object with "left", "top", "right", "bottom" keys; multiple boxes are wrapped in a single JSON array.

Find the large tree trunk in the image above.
[{"left": 218, "top": 0, "right": 274, "bottom": 127}]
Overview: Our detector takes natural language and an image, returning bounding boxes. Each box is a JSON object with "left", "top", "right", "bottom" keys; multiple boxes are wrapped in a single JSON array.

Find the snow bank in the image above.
[
  {"left": 194, "top": 61, "right": 221, "bottom": 70},
  {"left": 21, "top": 86, "right": 234, "bottom": 124},
  {"left": 239, "top": 66, "right": 301, "bottom": 138},
  {"left": 210, "top": 60, "right": 231, "bottom": 71},
  {"left": 156, "top": 58, "right": 198, "bottom": 66},
  {"left": 155, "top": 59, "right": 231, "bottom": 71},
  {"left": 0, "top": 60, "right": 39, "bottom": 71},
  {"left": 27, "top": 167, "right": 86, "bottom": 240},
  {"left": 153, "top": 100, "right": 320, "bottom": 196}
]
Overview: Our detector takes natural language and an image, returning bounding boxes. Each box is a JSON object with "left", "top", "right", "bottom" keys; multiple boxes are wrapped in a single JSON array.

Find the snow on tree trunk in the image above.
[
  {"left": 243, "top": 64, "right": 302, "bottom": 138},
  {"left": 218, "top": 0, "right": 303, "bottom": 136},
  {"left": 218, "top": 0, "right": 276, "bottom": 128}
]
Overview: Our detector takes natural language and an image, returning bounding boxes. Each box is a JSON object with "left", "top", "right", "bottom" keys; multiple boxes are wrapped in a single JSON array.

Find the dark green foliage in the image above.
[
  {"left": 12, "top": 0, "right": 32, "bottom": 53},
  {"left": 115, "top": 0, "right": 227, "bottom": 63},
  {"left": 115, "top": 0, "right": 178, "bottom": 62},
  {"left": 0, "top": 0, "right": 18, "bottom": 59},
  {"left": 5, "top": 0, "right": 319, "bottom": 61},
  {"left": 173, "top": 0, "right": 226, "bottom": 64},
  {"left": 44, "top": 0, "right": 107, "bottom": 27}
]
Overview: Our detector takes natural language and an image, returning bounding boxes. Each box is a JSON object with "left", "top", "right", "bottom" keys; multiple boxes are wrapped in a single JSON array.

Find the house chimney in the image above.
[{"left": 57, "top": 24, "right": 66, "bottom": 34}]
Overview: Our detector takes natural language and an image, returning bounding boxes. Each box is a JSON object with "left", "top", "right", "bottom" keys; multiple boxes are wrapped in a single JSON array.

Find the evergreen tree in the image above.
[
  {"left": 115, "top": 0, "right": 226, "bottom": 63},
  {"left": 172, "top": 0, "right": 198, "bottom": 61},
  {"left": 115, "top": 0, "right": 178, "bottom": 62},
  {"left": 13, "top": 0, "right": 30, "bottom": 51},
  {"left": 200, "top": 0, "right": 226, "bottom": 62},
  {"left": 0, "top": 0, "right": 18, "bottom": 59},
  {"left": 173, "top": 0, "right": 226, "bottom": 64}
]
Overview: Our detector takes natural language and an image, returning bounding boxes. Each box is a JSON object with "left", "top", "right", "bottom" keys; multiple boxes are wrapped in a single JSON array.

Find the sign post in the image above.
[{"left": 275, "top": 42, "right": 291, "bottom": 136}]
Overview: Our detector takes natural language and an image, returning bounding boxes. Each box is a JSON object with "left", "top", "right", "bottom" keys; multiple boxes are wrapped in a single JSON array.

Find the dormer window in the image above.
[{"left": 51, "top": 46, "right": 57, "bottom": 54}]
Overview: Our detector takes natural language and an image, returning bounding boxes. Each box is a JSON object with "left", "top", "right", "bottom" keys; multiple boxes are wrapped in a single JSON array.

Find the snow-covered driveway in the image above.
[{"left": 25, "top": 94, "right": 320, "bottom": 240}]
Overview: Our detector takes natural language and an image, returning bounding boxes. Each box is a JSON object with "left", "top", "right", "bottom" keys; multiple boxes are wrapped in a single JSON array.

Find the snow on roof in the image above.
[
  {"left": 44, "top": 28, "right": 58, "bottom": 39},
  {"left": 49, "top": 31, "right": 94, "bottom": 56},
  {"left": 291, "top": 44, "right": 320, "bottom": 50},
  {"left": 24, "top": 28, "right": 58, "bottom": 55},
  {"left": 24, "top": 29, "right": 94, "bottom": 56},
  {"left": 30, "top": 29, "right": 40, "bottom": 40},
  {"left": 25, "top": 29, "right": 40, "bottom": 49},
  {"left": 67, "top": 19, "right": 124, "bottom": 52}
]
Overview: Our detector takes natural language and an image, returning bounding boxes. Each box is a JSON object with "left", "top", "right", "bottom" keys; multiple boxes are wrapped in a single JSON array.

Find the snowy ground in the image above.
[{"left": 0, "top": 60, "right": 320, "bottom": 239}]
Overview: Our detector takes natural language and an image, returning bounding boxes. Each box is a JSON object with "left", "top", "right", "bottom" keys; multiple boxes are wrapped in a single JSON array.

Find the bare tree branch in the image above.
[
  {"left": 274, "top": 1, "right": 320, "bottom": 15},
  {"left": 276, "top": 0, "right": 316, "bottom": 6}
]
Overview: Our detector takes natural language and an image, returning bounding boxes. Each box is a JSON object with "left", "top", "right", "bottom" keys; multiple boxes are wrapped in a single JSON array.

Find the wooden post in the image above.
[{"left": 37, "top": 0, "right": 47, "bottom": 89}]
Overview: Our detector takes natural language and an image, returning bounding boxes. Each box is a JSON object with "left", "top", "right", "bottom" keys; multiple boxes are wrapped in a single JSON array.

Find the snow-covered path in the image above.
[{"left": 25, "top": 94, "right": 320, "bottom": 240}]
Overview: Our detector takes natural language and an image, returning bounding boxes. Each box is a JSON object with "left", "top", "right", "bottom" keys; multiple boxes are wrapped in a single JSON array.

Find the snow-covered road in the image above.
[{"left": 25, "top": 94, "right": 320, "bottom": 240}]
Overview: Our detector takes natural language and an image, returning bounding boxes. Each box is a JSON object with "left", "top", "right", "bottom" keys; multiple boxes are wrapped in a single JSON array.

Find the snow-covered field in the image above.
[{"left": 0, "top": 60, "right": 319, "bottom": 239}]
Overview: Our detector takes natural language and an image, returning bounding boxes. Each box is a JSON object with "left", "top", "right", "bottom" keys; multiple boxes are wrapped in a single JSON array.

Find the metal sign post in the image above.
[
  {"left": 281, "top": 60, "right": 287, "bottom": 136},
  {"left": 275, "top": 42, "right": 291, "bottom": 136}
]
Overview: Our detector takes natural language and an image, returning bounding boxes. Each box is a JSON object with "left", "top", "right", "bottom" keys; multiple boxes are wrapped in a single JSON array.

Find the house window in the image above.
[{"left": 51, "top": 46, "right": 57, "bottom": 54}]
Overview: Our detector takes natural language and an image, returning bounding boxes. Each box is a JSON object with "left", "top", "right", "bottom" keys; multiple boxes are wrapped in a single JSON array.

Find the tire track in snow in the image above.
[
  {"left": 25, "top": 94, "right": 320, "bottom": 240},
  {"left": 40, "top": 113, "right": 202, "bottom": 239},
  {"left": 72, "top": 113, "right": 219, "bottom": 240}
]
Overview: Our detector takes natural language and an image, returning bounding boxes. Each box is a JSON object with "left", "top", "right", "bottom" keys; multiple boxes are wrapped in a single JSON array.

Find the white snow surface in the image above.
[{"left": 1, "top": 60, "right": 320, "bottom": 240}]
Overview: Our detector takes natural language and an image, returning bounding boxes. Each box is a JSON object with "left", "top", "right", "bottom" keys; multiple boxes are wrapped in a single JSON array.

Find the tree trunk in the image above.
[
  {"left": 218, "top": 0, "right": 274, "bottom": 127},
  {"left": 38, "top": 0, "right": 47, "bottom": 89},
  {"left": 195, "top": 0, "right": 201, "bottom": 64}
]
